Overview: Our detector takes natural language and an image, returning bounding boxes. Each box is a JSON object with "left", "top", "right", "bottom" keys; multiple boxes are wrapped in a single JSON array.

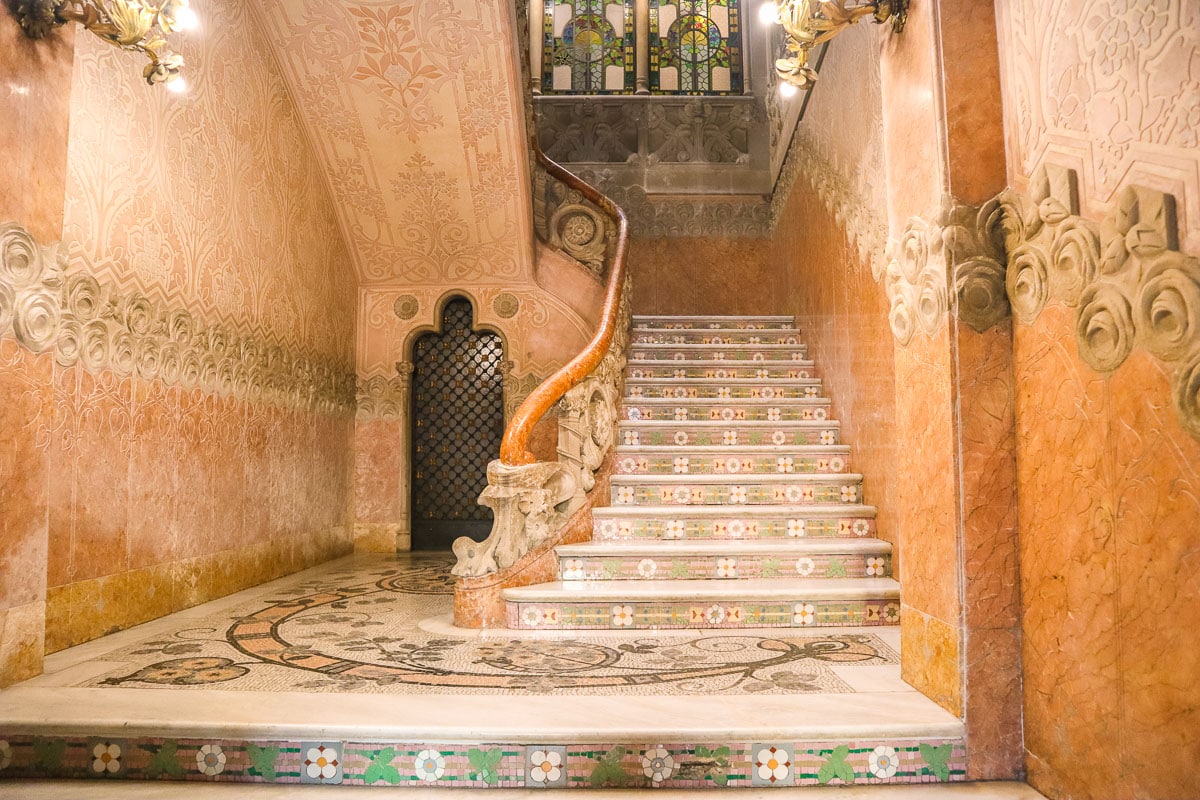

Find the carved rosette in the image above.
[
  {"left": 885, "top": 200, "right": 1012, "bottom": 344},
  {"left": 0, "top": 221, "right": 355, "bottom": 413},
  {"left": 999, "top": 169, "right": 1200, "bottom": 438}
]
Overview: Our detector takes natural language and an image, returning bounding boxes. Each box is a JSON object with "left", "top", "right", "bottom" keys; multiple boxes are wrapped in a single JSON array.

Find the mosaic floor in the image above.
[{"left": 63, "top": 553, "right": 899, "bottom": 696}]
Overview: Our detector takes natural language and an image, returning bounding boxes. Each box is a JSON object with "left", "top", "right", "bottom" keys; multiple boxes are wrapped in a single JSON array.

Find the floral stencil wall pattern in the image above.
[
  {"left": 996, "top": 0, "right": 1200, "bottom": 252},
  {"left": 63, "top": 1, "right": 357, "bottom": 362},
  {"left": 251, "top": 0, "right": 533, "bottom": 286}
]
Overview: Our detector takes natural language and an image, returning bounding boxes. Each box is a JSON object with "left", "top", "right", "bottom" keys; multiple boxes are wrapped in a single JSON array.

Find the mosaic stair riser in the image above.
[
  {"left": 558, "top": 553, "right": 892, "bottom": 581},
  {"left": 0, "top": 737, "right": 967, "bottom": 788},
  {"left": 631, "top": 348, "right": 809, "bottom": 361},
  {"left": 625, "top": 405, "right": 831, "bottom": 423},
  {"left": 615, "top": 454, "right": 852, "bottom": 476},
  {"left": 627, "top": 386, "right": 825, "bottom": 401},
  {"left": 618, "top": 426, "right": 841, "bottom": 446},
  {"left": 593, "top": 516, "right": 877, "bottom": 541},
  {"left": 507, "top": 598, "right": 902, "bottom": 630},
  {"left": 633, "top": 333, "right": 804, "bottom": 345},
  {"left": 611, "top": 481, "right": 865, "bottom": 507},
  {"left": 627, "top": 366, "right": 817, "bottom": 379}
]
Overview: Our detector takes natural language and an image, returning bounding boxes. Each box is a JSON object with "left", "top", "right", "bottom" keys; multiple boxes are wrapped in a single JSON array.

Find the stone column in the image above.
[
  {"left": 531, "top": 0, "right": 545, "bottom": 95},
  {"left": 394, "top": 361, "right": 415, "bottom": 551},
  {"left": 635, "top": 0, "right": 651, "bottom": 94},
  {"left": 878, "top": 0, "right": 1022, "bottom": 780}
]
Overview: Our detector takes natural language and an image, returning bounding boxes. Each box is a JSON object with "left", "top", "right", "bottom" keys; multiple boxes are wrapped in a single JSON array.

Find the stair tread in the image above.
[
  {"left": 628, "top": 358, "right": 816, "bottom": 366},
  {"left": 626, "top": 377, "right": 822, "bottom": 384},
  {"left": 627, "top": 397, "right": 831, "bottom": 405},
  {"left": 594, "top": 503, "right": 877, "bottom": 517},
  {"left": 504, "top": 577, "right": 900, "bottom": 602},
  {"left": 557, "top": 539, "right": 892, "bottom": 556}
]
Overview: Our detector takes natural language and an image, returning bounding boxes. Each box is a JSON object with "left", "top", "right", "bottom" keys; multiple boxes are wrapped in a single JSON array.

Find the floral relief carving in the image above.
[
  {"left": 997, "top": 0, "right": 1200, "bottom": 254},
  {"left": 252, "top": 0, "right": 530, "bottom": 286},
  {"left": 999, "top": 167, "right": 1200, "bottom": 438},
  {"left": 1, "top": 223, "right": 356, "bottom": 414},
  {"left": 63, "top": 8, "right": 357, "bottom": 361}
]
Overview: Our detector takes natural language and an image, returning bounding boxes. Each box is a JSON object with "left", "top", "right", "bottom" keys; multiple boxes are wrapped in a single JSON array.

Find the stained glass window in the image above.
[
  {"left": 544, "top": 1, "right": 635, "bottom": 94},
  {"left": 650, "top": 0, "right": 743, "bottom": 95}
]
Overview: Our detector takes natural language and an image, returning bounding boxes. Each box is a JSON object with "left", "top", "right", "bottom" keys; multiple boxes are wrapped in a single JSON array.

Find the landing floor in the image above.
[{"left": 0, "top": 553, "right": 968, "bottom": 789}]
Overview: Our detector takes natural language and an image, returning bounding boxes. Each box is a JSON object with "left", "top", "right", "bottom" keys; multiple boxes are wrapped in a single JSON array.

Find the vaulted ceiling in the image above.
[{"left": 251, "top": 0, "right": 534, "bottom": 287}]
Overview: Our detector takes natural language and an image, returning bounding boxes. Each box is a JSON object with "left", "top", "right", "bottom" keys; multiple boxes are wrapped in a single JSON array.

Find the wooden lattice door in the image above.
[{"left": 410, "top": 298, "right": 505, "bottom": 550}]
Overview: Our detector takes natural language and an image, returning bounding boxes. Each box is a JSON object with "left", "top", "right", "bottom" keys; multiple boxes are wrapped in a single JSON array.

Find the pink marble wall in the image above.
[
  {"left": 1013, "top": 305, "right": 1200, "bottom": 800},
  {"left": 1, "top": 2, "right": 359, "bottom": 670},
  {"left": 627, "top": 237, "right": 783, "bottom": 316},
  {"left": 0, "top": 10, "right": 75, "bottom": 685}
]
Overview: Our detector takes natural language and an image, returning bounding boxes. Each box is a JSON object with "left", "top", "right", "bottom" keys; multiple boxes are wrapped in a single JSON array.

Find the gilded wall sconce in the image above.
[
  {"left": 16, "top": 0, "right": 198, "bottom": 90},
  {"left": 760, "top": 0, "right": 908, "bottom": 93}
]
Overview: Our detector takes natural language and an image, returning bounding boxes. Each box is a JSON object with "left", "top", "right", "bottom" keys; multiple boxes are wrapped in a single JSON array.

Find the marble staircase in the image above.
[{"left": 504, "top": 316, "right": 899, "bottom": 631}]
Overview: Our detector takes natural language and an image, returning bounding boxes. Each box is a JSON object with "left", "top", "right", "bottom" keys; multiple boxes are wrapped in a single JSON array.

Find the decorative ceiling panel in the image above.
[{"left": 252, "top": 0, "right": 535, "bottom": 285}]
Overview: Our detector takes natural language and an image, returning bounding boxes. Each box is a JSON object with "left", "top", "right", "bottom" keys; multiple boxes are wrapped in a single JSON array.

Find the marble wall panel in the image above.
[
  {"left": 626, "top": 237, "right": 782, "bottom": 316},
  {"left": 770, "top": 176, "right": 900, "bottom": 563},
  {"left": 0, "top": 9, "right": 74, "bottom": 688},
  {"left": 1014, "top": 304, "right": 1200, "bottom": 799}
]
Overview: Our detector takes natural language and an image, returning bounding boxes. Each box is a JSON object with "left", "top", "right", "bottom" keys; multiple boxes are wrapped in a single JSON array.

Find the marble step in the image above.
[
  {"left": 556, "top": 539, "right": 892, "bottom": 581},
  {"left": 631, "top": 343, "right": 808, "bottom": 360},
  {"left": 592, "top": 504, "right": 878, "bottom": 541},
  {"left": 611, "top": 473, "right": 864, "bottom": 507},
  {"left": 632, "top": 330, "right": 804, "bottom": 346},
  {"left": 504, "top": 577, "right": 902, "bottom": 630},
  {"left": 627, "top": 362, "right": 817, "bottom": 379},
  {"left": 615, "top": 446, "right": 852, "bottom": 476},
  {"left": 619, "top": 420, "right": 842, "bottom": 446},
  {"left": 632, "top": 314, "right": 796, "bottom": 329},
  {"left": 625, "top": 398, "right": 832, "bottom": 423},
  {"left": 627, "top": 381, "right": 825, "bottom": 401}
]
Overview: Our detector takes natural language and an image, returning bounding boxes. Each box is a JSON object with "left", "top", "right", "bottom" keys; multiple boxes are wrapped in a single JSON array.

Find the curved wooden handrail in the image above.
[{"left": 499, "top": 139, "right": 631, "bottom": 466}]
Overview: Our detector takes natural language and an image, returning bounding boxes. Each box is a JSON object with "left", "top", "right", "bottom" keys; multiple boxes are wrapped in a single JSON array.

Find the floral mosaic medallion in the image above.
[{"left": 80, "top": 554, "right": 897, "bottom": 696}]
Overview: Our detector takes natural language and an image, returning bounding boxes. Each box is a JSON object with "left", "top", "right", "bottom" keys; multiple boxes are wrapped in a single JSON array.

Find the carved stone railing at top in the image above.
[{"left": 451, "top": 142, "right": 632, "bottom": 578}]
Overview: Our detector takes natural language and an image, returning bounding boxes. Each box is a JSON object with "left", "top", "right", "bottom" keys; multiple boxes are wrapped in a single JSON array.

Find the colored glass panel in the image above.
[
  {"left": 543, "top": 1, "right": 636, "bottom": 94},
  {"left": 649, "top": 0, "right": 743, "bottom": 95}
]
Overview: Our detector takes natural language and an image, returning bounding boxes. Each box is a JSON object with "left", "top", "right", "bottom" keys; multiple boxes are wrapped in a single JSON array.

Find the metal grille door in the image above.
[{"left": 410, "top": 298, "right": 505, "bottom": 550}]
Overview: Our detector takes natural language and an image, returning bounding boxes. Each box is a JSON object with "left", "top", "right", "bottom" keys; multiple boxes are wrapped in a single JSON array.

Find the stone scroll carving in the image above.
[
  {"left": 0, "top": 222, "right": 355, "bottom": 412},
  {"left": 452, "top": 277, "right": 632, "bottom": 578},
  {"left": 534, "top": 171, "right": 617, "bottom": 277},
  {"left": 999, "top": 166, "right": 1200, "bottom": 438}
]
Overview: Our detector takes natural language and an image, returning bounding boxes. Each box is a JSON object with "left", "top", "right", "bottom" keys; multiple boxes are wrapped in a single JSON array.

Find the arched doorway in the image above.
[{"left": 410, "top": 297, "right": 505, "bottom": 550}]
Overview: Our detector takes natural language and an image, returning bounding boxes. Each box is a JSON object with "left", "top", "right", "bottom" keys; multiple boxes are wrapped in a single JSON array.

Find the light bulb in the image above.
[
  {"left": 167, "top": 77, "right": 188, "bottom": 94},
  {"left": 779, "top": 81, "right": 799, "bottom": 98},
  {"left": 173, "top": 6, "right": 199, "bottom": 30},
  {"left": 758, "top": 2, "right": 779, "bottom": 25}
]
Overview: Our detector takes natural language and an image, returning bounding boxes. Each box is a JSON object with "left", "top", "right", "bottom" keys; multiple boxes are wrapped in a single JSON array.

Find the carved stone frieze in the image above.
[
  {"left": 999, "top": 167, "right": 1200, "bottom": 437},
  {"left": 646, "top": 100, "right": 752, "bottom": 165},
  {"left": 355, "top": 362, "right": 413, "bottom": 421},
  {"left": 883, "top": 200, "right": 1011, "bottom": 345},
  {"left": 0, "top": 222, "right": 356, "bottom": 413},
  {"left": 769, "top": 126, "right": 889, "bottom": 276}
]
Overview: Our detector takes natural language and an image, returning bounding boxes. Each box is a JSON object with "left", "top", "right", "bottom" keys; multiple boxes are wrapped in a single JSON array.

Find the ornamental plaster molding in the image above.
[
  {"left": 0, "top": 222, "right": 356, "bottom": 414},
  {"left": 769, "top": 126, "right": 889, "bottom": 278},
  {"left": 882, "top": 199, "right": 1011, "bottom": 345},
  {"left": 355, "top": 363, "right": 413, "bottom": 422},
  {"left": 999, "top": 166, "right": 1200, "bottom": 438}
]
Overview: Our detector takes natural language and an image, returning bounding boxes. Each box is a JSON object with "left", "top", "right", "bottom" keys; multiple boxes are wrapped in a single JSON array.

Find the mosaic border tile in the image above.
[
  {"left": 559, "top": 552, "right": 891, "bottom": 581},
  {"left": 505, "top": 598, "right": 901, "bottom": 630},
  {"left": 617, "top": 426, "right": 841, "bottom": 446},
  {"left": 0, "top": 736, "right": 965, "bottom": 788},
  {"left": 592, "top": 515, "right": 877, "bottom": 541}
]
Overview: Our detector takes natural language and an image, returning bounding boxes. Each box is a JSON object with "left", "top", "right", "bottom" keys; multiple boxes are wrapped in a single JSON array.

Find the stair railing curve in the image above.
[{"left": 451, "top": 138, "right": 632, "bottom": 578}]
